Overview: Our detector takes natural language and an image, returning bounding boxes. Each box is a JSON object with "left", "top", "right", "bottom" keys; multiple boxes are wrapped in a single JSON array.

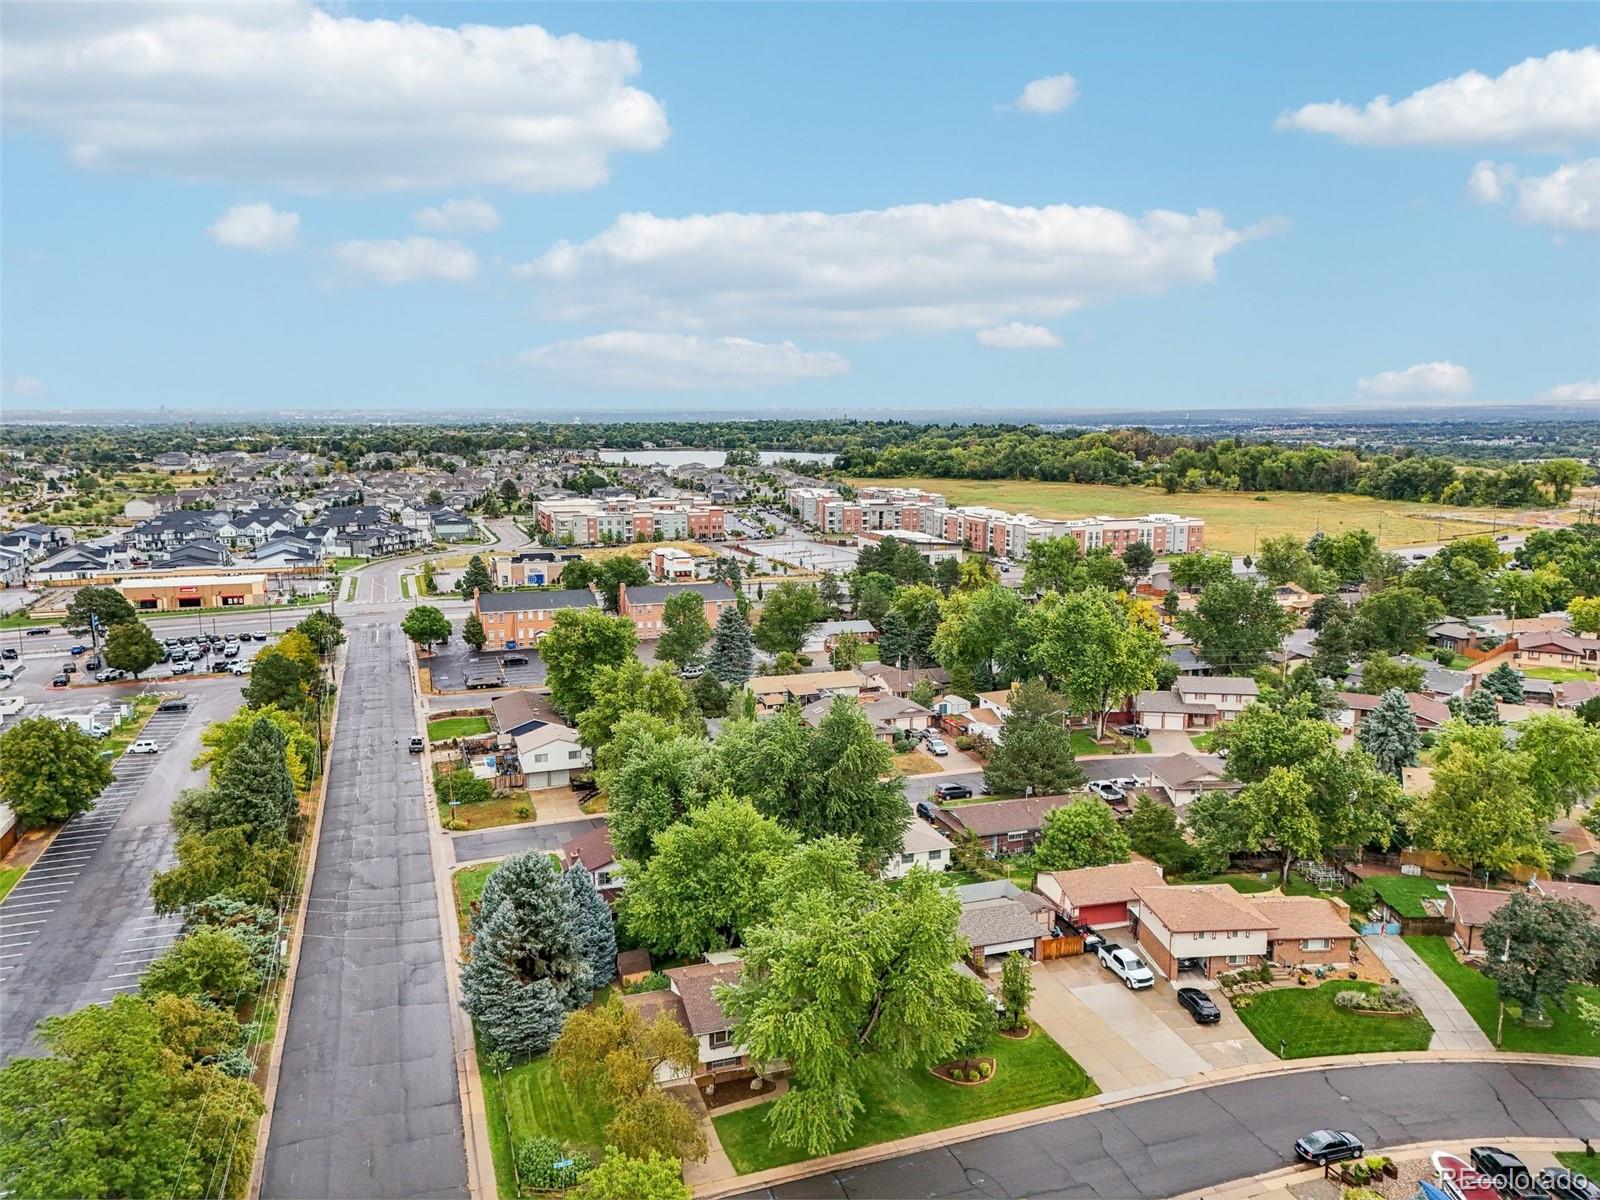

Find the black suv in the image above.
[
  {"left": 1471, "top": 1148, "right": 1554, "bottom": 1200},
  {"left": 932, "top": 783, "right": 973, "bottom": 801}
]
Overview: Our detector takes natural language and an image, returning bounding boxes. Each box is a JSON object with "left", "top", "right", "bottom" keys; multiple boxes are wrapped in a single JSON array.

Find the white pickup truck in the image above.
[{"left": 1097, "top": 943, "right": 1155, "bottom": 990}]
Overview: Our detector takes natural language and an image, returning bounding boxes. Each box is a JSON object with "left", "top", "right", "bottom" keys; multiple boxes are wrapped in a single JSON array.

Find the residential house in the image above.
[
  {"left": 932, "top": 795, "right": 1070, "bottom": 857},
  {"left": 862, "top": 664, "right": 950, "bottom": 697},
  {"left": 1147, "top": 753, "right": 1242, "bottom": 809},
  {"left": 1133, "top": 688, "right": 1220, "bottom": 732},
  {"left": 1130, "top": 884, "right": 1277, "bottom": 980},
  {"left": 659, "top": 960, "right": 751, "bottom": 1075},
  {"left": 1035, "top": 861, "right": 1166, "bottom": 929},
  {"left": 158, "top": 540, "right": 232, "bottom": 570},
  {"left": 0, "top": 524, "right": 73, "bottom": 562},
  {"left": 1427, "top": 620, "right": 1484, "bottom": 654},
  {"left": 561, "top": 827, "right": 622, "bottom": 896},
  {"left": 151, "top": 451, "right": 192, "bottom": 472},
  {"left": 474, "top": 588, "right": 600, "bottom": 650},
  {"left": 1247, "top": 893, "right": 1358, "bottom": 969},
  {"left": 490, "top": 690, "right": 562, "bottom": 742},
  {"left": 1172, "top": 676, "right": 1259, "bottom": 719},
  {"left": 250, "top": 536, "right": 324, "bottom": 569},
  {"left": 1508, "top": 631, "right": 1599, "bottom": 671},
  {"left": 506, "top": 721, "right": 590, "bottom": 790},
  {"left": 617, "top": 581, "right": 738, "bottom": 638},
  {"left": 749, "top": 669, "right": 864, "bottom": 713},
  {"left": 800, "top": 619, "right": 878, "bottom": 657},
  {"left": 954, "top": 880, "right": 1054, "bottom": 966},
  {"left": 122, "top": 495, "right": 179, "bottom": 521},
  {"left": 1335, "top": 691, "right": 1451, "bottom": 734},
  {"left": 883, "top": 819, "right": 955, "bottom": 880},
  {"left": 1445, "top": 881, "right": 1600, "bottom": 956}
]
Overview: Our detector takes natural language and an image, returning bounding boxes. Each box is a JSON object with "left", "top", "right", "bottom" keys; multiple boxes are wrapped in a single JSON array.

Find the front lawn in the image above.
[
  {"left": 712, "top": 1028, "right": 1097, "bottom": 1174},
  {"left": 428, "top": 715, "right": 491, "bottom": 741},
  {"left": 1557, "top": 1151, "right": 1600, "bottom": 1174},
  {"left": 1522, "top": 667, "right": 1598, "bottom": 683},
  {"left": 481, "top": 1052, "right": 613, "bottom": 1198},
  {"left": 452, "top": 862, "right": 500, "bottom": 936},
  {"left": 1068, "top": 730, "right": 1149, "bottom": 756},
  {"left": 891, "top": 749, "right": 942, "bottom": 776},
  {"left": 1367, "top": 874, "right": 1451, "bottom": 918},
  {"left": 439, "top": 792, "right": 537, "bottom": 832},
  {"left": 1405, "top": 936, "right": 1600, "bottom": 1055},
  {"left": 1232, "top": 980, "right": 1434, "bottom": 1059}
]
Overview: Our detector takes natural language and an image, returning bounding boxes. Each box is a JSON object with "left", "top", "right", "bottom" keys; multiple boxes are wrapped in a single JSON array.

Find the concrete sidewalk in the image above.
[{"left": 1368, "top": 933, "right": 1495, "bottom": 1050}]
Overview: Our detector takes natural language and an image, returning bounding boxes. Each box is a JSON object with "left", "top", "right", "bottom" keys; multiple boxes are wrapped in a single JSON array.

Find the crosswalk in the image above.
[{"left": 0, "top": 705, "right": 192, "bottom": 989}]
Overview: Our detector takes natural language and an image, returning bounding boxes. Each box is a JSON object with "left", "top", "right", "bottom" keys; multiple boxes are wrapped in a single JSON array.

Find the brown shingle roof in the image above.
[
  {"left": 1445, "top": 886, "right": 1514, "bottom": 929},
  {"left": 1133, "top": 884, "right": 1277, "bottom": 934},
  {"left": 562, "top": 826, "right": 616, "bottom": 872},
  {"left": 937, "top": 795, "right": 1069, "bottom": 838},
  {"left": 620, "top": 987, "right": 688, "bottom": 1033},
  {"left": 1245, "top": 894, "right": 1355, "bottom": 943},
  {"left": 1043, "top": 861, "right": 1165, "bottom": 908},
  {"left": 665, "top": 961, "right": 743, "bottom": 1035}
]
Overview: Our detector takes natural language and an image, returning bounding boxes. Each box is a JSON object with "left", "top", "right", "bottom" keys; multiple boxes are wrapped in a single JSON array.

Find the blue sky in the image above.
[{"left": 2, "top": 2, "right": 1596, "bottom": 416}]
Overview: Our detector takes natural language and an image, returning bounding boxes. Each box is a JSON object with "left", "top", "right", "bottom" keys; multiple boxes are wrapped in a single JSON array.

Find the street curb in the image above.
[
  {"left": 413, "top": 641, "right": 498, "bottom": 1200},
  {"left": 246, "top": 638, "right": 349, "bottom": 1200},
  {"left": 691, "top": 1052, "right": 1600, "bottom": 1199},
  {"left": 1173, "top": 1137, "right": 1589, "bottom": 1200}
]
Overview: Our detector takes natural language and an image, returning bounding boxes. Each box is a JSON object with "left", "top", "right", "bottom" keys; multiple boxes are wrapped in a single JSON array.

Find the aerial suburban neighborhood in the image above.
[{"left": 2, "top": 5, "right": 1597, "bottom": 1200}]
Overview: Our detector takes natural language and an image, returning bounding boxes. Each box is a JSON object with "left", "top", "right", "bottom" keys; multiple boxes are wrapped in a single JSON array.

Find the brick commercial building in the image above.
[
  {"left": 617, "top": 581, "right": 738, "bottom": 638},
  {"left": 116, "top": 572, "right": 267, "bottom": 610},
  {"left": 488, "top": 550, "right": 583, "bottom": 587},
  {"left": 473, "top": 588, "right": 599, "bottom": 649}
]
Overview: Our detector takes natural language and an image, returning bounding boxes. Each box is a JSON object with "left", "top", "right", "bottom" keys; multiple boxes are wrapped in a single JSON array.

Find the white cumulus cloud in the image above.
[
  {"left": 519, "top": 332, "right": 849, "bottom": 390},
  {"left": 1276, "top": 46, "right": 1600, "bottom": 146},
  {"left": 331, "top": 237, "right": 478, "bottom": 285},
  {"left": 206, "top": 202, "right": 301, "bottom": 252},
  {"left": 1, "top": 375, "right": 47, "bottom": 398},
  {"left": 1540, "top": 380, "right": 1600, "bottom": 402},
  {"left": 1356, "top": 361, "right": 1474, "bottom": 401},
  {"left": 514, "top": 198, "right": 1275, "bottom": 336},
  {"left": 1468, "top": 157, "right": 1600, "bottom": 232},
  {"left": 2, "top": 2, "right": 669, "bottom": 193},
  {"left": 976, "top": 323, "right": 1063, "bottom": 349},
  {"left": 414, "top": 199, "right": 502, "bottom": 234},
  {"left": 1010, "top": 74, "right": 1078, "bottom": 114}
]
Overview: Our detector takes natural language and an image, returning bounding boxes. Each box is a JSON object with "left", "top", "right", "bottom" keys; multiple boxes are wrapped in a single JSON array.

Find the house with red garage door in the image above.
[{"left": 1034, "top": 860, "right": 1165, "bottom": 929}]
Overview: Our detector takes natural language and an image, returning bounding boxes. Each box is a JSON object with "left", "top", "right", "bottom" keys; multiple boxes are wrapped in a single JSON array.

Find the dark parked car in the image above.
[
  {"left": 1, "top": 647, "right": 17, "bottom": 660},
  {"left": 1540, "top": 1168, "right": 1600, "bottom": 1200},
  {"left": 1115, "top": 722, "right": 1149, "bottom": 738},
  {"left": 1471, "top": 1148, "right": 1553, "bottom": 1200},
  {"left": 503, "top": 654, "right": 530, "bottom": 666},
  {"left": 85, "top": 656, "right": 102, "bottom": 671},
  {"left": 26, "top": 626, "right": 51, "bottom": 636},
  {"left": 69, "top": 644, "right": 88, "bottom": 656},
  {"left": 61, "top": 661, "right": 77, "bottom": 674},
  {"left": 915, "top": 800, "right": 937, "bottom": 821},
  {"left": 1294, "top": 1130, "right": 1364, "bottom": 1166},
  {"left": 50, "top": 674, "right": 69, "bottom": 688},
  {"left": 157, "top": 697, "right": 191, "bottom": 712},
  {"left": 932, "top": 783, "right": 973, "bottom": 801},
  {"left": 1176, "top": 987, "right": 1221, "bottom": 1024}
]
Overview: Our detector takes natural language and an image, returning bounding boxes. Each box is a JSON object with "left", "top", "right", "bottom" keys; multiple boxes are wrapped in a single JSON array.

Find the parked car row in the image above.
[{"left": 1288, "top": 1140, "right": 1592, "bottom": 1200}]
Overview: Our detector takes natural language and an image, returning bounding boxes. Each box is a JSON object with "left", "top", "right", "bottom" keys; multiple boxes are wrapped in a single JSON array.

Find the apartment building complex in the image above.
[
  {"left": 531, "top": 495, "right": 725, "bottom": 545},
  {"left": 785, "top": 485, "right": 1204, "bottom": 558},
  {"left": 617, "top": 582, "right": 739, "bottom": 637},
  {"left": 473, "top": 588, "right": 600, "bottom": 649}
]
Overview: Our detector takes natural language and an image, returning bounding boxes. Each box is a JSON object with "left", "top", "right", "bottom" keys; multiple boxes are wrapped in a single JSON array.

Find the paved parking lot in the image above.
[
  {"left": 423, "top": 621, "right": 549, "bottom": 691},
  {"left": 1029, "top": 951, "right": 1275, "bottom": 1093},
  {"left": 0, "top": 701, "right": 203, "bottom": 1060}
]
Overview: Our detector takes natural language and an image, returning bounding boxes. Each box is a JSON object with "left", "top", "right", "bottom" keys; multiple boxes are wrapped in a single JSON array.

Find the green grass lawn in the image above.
[
  {"left": 1367, "top": 874, "right": 1452, "bottom": 918},
  {"left": 452, "top": 862, "right": 499, "bottom": 936},
  {"left": 481, "top": 1052, "right": 613, "bottom": 1197},
  {"left": 330, "top": 556, "right": 369, "bottom": 572},
  {"left": 1557, "top": 1151, "right": 1600, "bottom": 1174},
  {"left": 1068, "top": 730, "right": 1149, "bottom": 756},
  {"left": 1191, "top": 732, "right": 1217, "bottom": 752},
  {"left": 712, "top": 1028, "right": 1097, "bottom": 1174},
  {"left": 438, "top": 792, "right": 537, "bottom": 832},
  {"left": 428, "top": 715, "right": 491, "bottom": 740},
  {"left": 1405, "top": 936, "right": 1600, "bottom": 1055},
  {"left": 1523, "top": 666, "right": 1598, "bottom": 683},
  {"left": 1231, "top": 980, "right": 1434, "bottom": 1059},
  {"left": 0, "top": 864, "right": 25, "bottom": 902}
]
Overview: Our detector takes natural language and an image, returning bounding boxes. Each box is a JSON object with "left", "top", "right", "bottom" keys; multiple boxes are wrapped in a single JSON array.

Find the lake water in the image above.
[{"left": 596, "top": 448, "right": 836, "bottom": 468}]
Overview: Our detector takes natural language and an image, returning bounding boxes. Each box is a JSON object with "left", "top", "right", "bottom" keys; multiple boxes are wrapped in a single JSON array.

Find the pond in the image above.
[{"left": 595, "top": 448, "right": 836, "bottom": 468}]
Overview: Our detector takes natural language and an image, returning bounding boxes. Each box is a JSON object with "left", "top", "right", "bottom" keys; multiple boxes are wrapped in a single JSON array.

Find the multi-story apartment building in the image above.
[
  {"left": 531, "top": 496, "right": 725, "bottom": 545},
  {"left": 473, "top": 588, "right": 600, "bottom": 649},
  {"left": 616, "top": 581, "right": 739, "bottom": 638}
]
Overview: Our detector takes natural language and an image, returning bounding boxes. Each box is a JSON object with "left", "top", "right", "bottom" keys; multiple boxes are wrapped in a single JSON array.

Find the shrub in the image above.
[
  {"left": 515, "top": 1136, "right": 592, "bottom": 1190},
  {"left": 513, "top": 803, "right": 532, "bottom": 819},
  {"left": 978, "top": 1061, "right": 992, "bottom": 1079},
  {"left": 1334, "top": 984, "right": 1416, "bottom": 1014},
  {"left": 627, "top": 971, "right": 671, "bottom": 995},
  {"left": 1344, "top": 884, "right": 1377, "bottom": 915}
]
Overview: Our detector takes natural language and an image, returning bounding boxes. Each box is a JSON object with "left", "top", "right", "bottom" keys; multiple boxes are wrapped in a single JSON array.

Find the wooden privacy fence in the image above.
[{"left": 1039, "top": 934, "right": 1084, "bottom": 960}]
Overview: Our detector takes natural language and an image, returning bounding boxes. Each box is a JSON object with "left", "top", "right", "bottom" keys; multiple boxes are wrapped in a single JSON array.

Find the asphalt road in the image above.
[
  {"left": 734, "top": 1060, "right": 1600, "bottom": 1199},
  {"left": 260, "top": 620, "right": 468, "bottom": 1200},
  {"left": 450, "top": 815, "right": 604, "bottom": 865},
  {"left": 0, "top": 676, "right": 241, "bottom": 1062}
]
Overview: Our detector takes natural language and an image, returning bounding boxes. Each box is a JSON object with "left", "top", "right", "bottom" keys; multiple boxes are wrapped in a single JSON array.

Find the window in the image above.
[
  {"left": 901, "top": 853, "right": 915, "bottom": 864},
  {"left": 928, "top": 849, "right": 944, "bottom": 862},
  {"left": 534, "top": 753, "right": 548, "bottom": 763},
  {"left": 1226, "top": 954, "right": 1249, "bottom": 966},
  {"left": 708, "top": 1030, "right": 733, "bottom": 1049},
  {"left": 1301, "top": 938, "right": 1331, "bottom": 952},
  {"left": 568, "top": 750, "right": 582, "bottom": 760}
]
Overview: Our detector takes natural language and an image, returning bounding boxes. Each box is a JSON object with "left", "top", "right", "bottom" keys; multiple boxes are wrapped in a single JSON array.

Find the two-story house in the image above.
[{"left": 1130, "top": 884, "right": 1276, "bottom": 980}]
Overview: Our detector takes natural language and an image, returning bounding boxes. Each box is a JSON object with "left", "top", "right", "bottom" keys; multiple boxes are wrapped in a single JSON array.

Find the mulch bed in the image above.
[
  {"left": 998, "top": 1023, "right": 1033, "bottom": 1040},
  {"left": 932, "top": 1057, "right": 997, "bottom": 1086},
  {"left": 700, "top": 1076, "right": 780, "bottom": 1110}
]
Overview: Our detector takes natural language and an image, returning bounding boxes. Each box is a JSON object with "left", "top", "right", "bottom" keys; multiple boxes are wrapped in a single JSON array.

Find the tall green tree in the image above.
[
  {"left": 1405, "top": 727, "right": 1546, "bottom": 879},
  {"left": 458, "top": 554, "right": 494, "bottom": 598},
  {"left": 64, "top": 585, "right": 137, "bottom": 636},
  {"left": 595, "top": 557, "right": 650, "bottom": 611},
  {"left": 1121, "top": 540, "right": 1155, "bottom": 580},
  {"left": 1022, "top": 536, "right": 1083, "bottom": 593},
  {"left": 576, "top": 658, "right": 698, "bottom": 753},
  {"left": 564, "top": 864, "right": 618, "bottom": 988},
  {"left": 1030, "top": 588, "right": 1164, "bottom": 736},
  {"left": 462, "top": 851, "right": 594, "bottom": 1057},
  {"left": 139, "top": 927, "right": 260, "bottom": 1006},
  {"left": 656, "top": 590, "right": 713, "bottom": 667},
  {"left": 877, "top": 609, "right": 914, "bottom": 669},
  {"left": 1515, "top": 711, "right": 1600, "bottom": 819},
  {"left": 1356, "top": 654, "right": 1425, "bottom": 696},
  {"left": 295, "top": 609, "right": 345, "bottom": 658},
  {"left": 706, "top": 606, "right": 754, "bottom": 687},
  {"left": 1124, "top": 795, "right": 1196, "bottom": 875},
  {"left": 0, "top": 995, "right": 262, "bottom": 1200},
  {"left": 1176, "top": 577, "right": 1295, "bottom": 674},
  {"left": 1480, "top": 662, "right": 1525, "bottom": 703},
  {"left": 569, "top": 1153, "right": 690, "bottom": 1200},
  {"left": 1034, "top": 798, "right": 1131, "bottom": 871},
  {"left": 1356, "top": 688, "right": 1422, "bottom": 779},
  {"left": 982, "top": 680, "right": 1085, "bottom": 797},
  {"left": 850, "top": 571, "right": 897, "bottom": 626},
  {"left": 620, "top": 794, "right": 797, "bottom": 958},
  {"left": 462, "top": 612, "right": 487, "bottom": 651},
  {"left": 1480, "top": 892, "right": 1600, "bottom": 1026},
  {"left": 930, "top": 583, "right": 1030, "bottom": 682},
  {"left": 400, "top": 604, "right": 452, "bottom": 652},
  {"left": 1351, "top": 587, "right": 1444, "bottom": 655},
  {"left": 1235, "top": 766, "right": 1322, "bottom": 885},
  {"left": 0, "top": 717, "right": 113, "bottom": 830},
  {"left": 600, "top": 719, "right": 718, "bottom": 862},
  {"left": 193, "top": 707, "right": 315, "bottom": 794},
  {"left": 999, "top": 952, "right": 1034, "bottom": 1032},
  {"left": 150, "top": 826, "right": 295, "bottom": 913},
  {"left": 209, "top": 715, "right": 299, "bottom": 841},
  {"left": 721, "top": 840, "right": 990, "bottom": 1157},
  {"left": 753, "top": 582, "right": 827, "bottom": 654},
  {"left": 540, "top": 609, "right": 639, "bottom": 717},
  {"left": 103, "top": 621, "right": 161, "bottom": 678}
]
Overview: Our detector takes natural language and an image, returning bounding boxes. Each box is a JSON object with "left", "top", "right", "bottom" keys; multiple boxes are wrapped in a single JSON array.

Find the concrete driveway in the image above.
[{"left": 1031, "top": 952, "right": 1274, "bottom": 1094}]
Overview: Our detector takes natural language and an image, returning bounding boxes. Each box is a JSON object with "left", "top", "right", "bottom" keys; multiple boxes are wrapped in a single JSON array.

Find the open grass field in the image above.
[
  {"left": 581, "top": 539, "right": 719, "bottom": 563},
  {"left": 1523, "top": 667, "right": 1598, "bottom": 683},
  {"left": 1231, "top": 980, "right": 1434, "bottom": 1059},
  {"left": 1406, "top": 935, "right": 1600, "bottom": 1055},
  {"left": 714, "top": 1027, "right": 1096, "bottom": 1174},
  {"left": 1367, "top": 874, "right": 1452, "bottom": 918},
  {"left": 427, "top": 715, "right": 490, "bottom": 741},
  {"left": 846, "top": 477, "right": 1541, "bottom": 555}
]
